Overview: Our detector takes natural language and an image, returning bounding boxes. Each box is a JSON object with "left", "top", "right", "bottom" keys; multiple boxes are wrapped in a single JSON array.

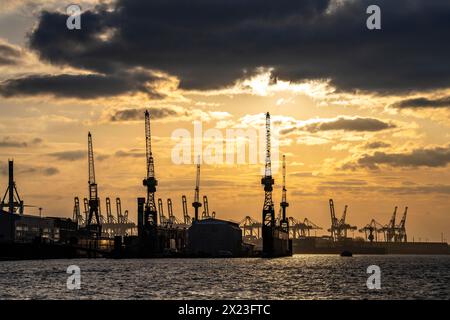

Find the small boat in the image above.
[{"left": 340, "top": 250, "right": 353, "bottom": 257}]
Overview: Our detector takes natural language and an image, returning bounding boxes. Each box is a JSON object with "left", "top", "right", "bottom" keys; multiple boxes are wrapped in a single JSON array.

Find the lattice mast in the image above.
[{"left": 143, "top": 110, "right": 158, "bottom": 226}]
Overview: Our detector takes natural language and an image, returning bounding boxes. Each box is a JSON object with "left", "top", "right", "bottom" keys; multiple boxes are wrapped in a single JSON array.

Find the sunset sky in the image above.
[{"left": 0, "top": 0, "right": 449, "bottom": 242}]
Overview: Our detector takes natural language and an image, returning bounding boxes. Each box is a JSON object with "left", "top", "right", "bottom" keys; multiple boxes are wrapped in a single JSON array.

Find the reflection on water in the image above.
[{"left": 0, "top": 255, "right": 449, "bottom": 299}]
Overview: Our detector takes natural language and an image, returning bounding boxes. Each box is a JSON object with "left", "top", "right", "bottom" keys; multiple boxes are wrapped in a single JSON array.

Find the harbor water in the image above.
[{"left": 0, "top": 255, "right": 448, "bottom": 299}]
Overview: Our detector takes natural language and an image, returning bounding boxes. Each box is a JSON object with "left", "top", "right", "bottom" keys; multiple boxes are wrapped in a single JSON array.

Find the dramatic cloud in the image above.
[
  {"left": 305, "top": 117, "right": 395, "bottom": 133},
  {"left": 364, "top": 141, "right": 391, "bottom": 149},
  {"left": 0, "top": 72, "right": 163, "bottom": 99},
  {"left": 114, "top": 149, "right": 145, "bottom": 158},
  {"left": 110, "top": 107, "right": 180, "bottom": 122},
  {"left": 281, "top": 117, "right": 395, "bottom": 135},
  {"left": 392, "top": 96, "right": 450, "bottom": 109},
  {"left": 344, "top": 145, "right": 450, "bottom": 169},
  {"left": 48, "top": 150, "right": 85, "bottom": 161},
  {"left": 15, "top": 0, "right": 449, "bottom": 94},
  {"left": 0, "top": 42, "right": 22, "bottom": 66},
  {"left": 0, "top": 164, "right": 59, "bottom": 176},
  {"left": 42, "top": 167, "right": 60, "bottom": 176},
  {"left": 0, "top": 136, "right": 42, "bottom": 148},
  {"left": 317, "top": 184, "right": 450, "bottom": 195}
]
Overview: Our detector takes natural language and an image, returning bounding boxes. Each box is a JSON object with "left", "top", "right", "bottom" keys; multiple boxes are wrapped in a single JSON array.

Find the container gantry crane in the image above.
[
  {"left": 202, "top": 195, "right": 210, "bottom": 219},
  {"left": 396, "top": 206, "right": 408, "bottom": 242},
  {"left": 181, "top": 195, "right": 192, "bottom": 225},
  {"left": 106, "top": 197, "right": 115, "bottom": 224},
  {"left": 288, "top": 217, "right": 322, "bottom": 239},
  {"left": 86, "top": 132, "right": 101, "bottom": 236},
  {"left": 143, "top": 110, "right": 158, "bottom": 227},
  {"left": 328, "top": 199, "right": 356, "bottom": 241},
  {"left": 83, "top": 197, "right": 89, "bottom": 223},
  {"left": 280, "top": 155, "right": 289, "bottom": 233},
  {"left": 167, "top": 198, "right": 179, "bottom": 225},
  {"left": 158, "top": 198, "right": 166, "bottom": 226},
  {"left": 1, "top": 160, "right": 24, "bottom": 214},
  {"left": 192, "top": 158, "right": 202, "bottom": 222},
  {"left": 116, "top": 197, "right": 123, "bottom": 223},
  {"left": 239, "top": 216, "right": 262, "bottom": 240},
  {"left": 359, "top": 219, "right": 384, "bottom": 242},
  {"left": 303, "top": 218, "right": 322, "bottom": 237},
  {"left": 72, "top": 197, "right": 84, "bottom": 227},
  {"left": 382, "top": 206, "right": 398, "bottom": 242}
]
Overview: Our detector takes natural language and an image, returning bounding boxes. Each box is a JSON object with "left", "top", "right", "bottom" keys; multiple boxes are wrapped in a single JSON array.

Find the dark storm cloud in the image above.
[
  {"left": 344, "top": 145, "right": 450, "bottom": 169},
  {"left": 48, "top": 150, "right": 85, "bottom": 161},
  {"left": 364, "top": 141, "right": 391, "bottom": 149},
  {"left": 110, "top": 107, "right": 179, "bottom": 122},
  {"left": 0, "top": 42, "right": 22, "bottom": 65},
  {"left": 392, "top": 96, "right": 450, "bottom": 109},
  {"left": 18, "top": 0, "right": 450, "bottom": 94},
  {"left": 0, "top": 72, "right": 163, "bottom": 99},
  {"left": 281, "top": 117, "right": 395, "bottom": 135}
]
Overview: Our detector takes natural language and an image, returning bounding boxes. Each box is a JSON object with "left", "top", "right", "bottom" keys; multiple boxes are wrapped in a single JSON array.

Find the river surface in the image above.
[{"left": 0, "top": 255, "right": 448, "bottom": 299}]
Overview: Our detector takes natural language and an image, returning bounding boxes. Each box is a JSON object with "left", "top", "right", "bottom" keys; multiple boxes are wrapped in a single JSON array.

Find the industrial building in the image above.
[{"left": 187, "top": 218, "right": 243, "bottom": 257}]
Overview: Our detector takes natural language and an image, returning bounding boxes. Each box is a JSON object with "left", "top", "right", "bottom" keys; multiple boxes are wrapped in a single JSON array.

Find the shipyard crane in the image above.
[
  {"left": 280, "top": 155, "right": 289, "bottom": 232},
  {"left": 86, "top": 132, "right": 101, "bottom": 235},
  {"left": 261, "top": 112, "right": 276, "bottom": 256},
  {"left": 143, "top": 110, "right": 158, "bottom": 226},
  {"left": 396, "top": 206, "right": 408, "bottom": 242},
  {"left": 382, "top": 206, "right": 398, "bottom": 242},
  {"left": 1, "top": 160, "right": 24, "bottom": 214},
  {"left": 181, "top": 195, "right": 192, "bottom": 225},
  {"left": 192, "top": 158, "right": 202, "bottom": 221},
  {"left": 202, "top": 195, "right": 210, "bottom": 219},
  {"left": 359, "top": 219, "right": 384, "bottom": 242}
]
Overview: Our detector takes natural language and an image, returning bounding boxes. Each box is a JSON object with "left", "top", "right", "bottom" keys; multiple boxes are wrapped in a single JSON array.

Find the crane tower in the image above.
[
  {"left": 86, "top": 132, "right": 101, "bottom": 236},
  {"left": 261, "top": 112, "right": 276, "bottom": 256},
  {"left": 192, "top": 159, "right": 202, "bottom": 222},
  {"left": 143, "top": 110, "right": 158, "bottom": 226},
  {"left": 280, "top": 155, "right": 289, "bottom": 232}
]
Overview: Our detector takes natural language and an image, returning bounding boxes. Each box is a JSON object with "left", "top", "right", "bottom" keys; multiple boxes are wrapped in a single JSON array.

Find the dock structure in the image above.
[{"left": 1, "top": 111, "right": 449, "bottom": 259}]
